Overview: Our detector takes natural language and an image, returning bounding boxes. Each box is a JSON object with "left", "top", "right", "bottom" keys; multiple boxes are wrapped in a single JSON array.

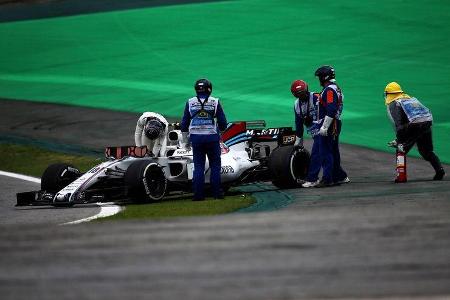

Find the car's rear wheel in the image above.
[
  {"left": 41, "top": 163, "right": 81, "bottom": 193},
  {"left": 124, "top": 160, "right": 167, "bottom": 202},
  {"left": 268, "top": 145, "right": 310, "bottom": 189}
]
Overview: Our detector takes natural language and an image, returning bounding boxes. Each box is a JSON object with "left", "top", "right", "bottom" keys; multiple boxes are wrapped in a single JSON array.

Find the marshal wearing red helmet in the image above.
[
  {"left": 291, "top": 80, "right": 309, "bottom": 101},
  {"left": 290, "top": 79, "right": 323, "bottom": 188}
]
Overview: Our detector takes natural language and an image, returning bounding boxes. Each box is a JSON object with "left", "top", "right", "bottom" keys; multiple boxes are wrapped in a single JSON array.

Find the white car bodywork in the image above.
[{"left": 17, "top": 121, "right": 306, "bottom": 207}]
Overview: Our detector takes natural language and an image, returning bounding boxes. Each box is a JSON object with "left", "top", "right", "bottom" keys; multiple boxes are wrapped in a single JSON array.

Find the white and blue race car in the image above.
[{"left": 17, "top": 120, "right": 310, "bottom": 207}]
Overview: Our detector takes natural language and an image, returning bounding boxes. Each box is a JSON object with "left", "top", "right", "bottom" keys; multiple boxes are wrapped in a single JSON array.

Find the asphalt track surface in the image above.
[
  {"left": 0, "top": 0, "right": 229, "bottom": 22},
  {"left": 0, "top": 175, "right": 103, "bottom": 225},
  {"left": 1, "top": 99, "right": 450, "bottom": 299}
]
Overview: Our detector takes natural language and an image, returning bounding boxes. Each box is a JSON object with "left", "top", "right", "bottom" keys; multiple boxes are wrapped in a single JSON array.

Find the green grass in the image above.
[
  {"left": 0, "top": 0, "right": 449, "bottom": 162},
  {"left": 0, "top": 144, "right": 99, "bottom": 177},
  {"left": 99, "top": 195, "right": 255, "bottom": 221},
  {"left": 0, "top": 143, "right": 255, "bottom": 218}
]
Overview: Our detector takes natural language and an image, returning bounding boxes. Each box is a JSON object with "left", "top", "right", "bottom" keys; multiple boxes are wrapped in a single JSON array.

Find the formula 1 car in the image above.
[{"left": 16, "top": 121, "right": 310, "bottom": 207}]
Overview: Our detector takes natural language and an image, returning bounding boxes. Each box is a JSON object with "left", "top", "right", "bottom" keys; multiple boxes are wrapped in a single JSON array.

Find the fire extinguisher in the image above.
[{"left": 395, "top": 146, "right": 407, "bottom": 183}]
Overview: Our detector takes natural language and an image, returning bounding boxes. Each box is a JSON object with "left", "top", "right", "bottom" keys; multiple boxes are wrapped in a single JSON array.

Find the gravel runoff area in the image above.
[{"left": 1, "top": 99, "right": 449, "bottom": 299}]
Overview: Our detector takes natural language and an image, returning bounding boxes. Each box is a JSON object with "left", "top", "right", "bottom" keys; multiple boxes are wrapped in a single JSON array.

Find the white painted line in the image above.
[
  {"left": 0, "top": 169, "right": 123, "bottom": 224},
  {"left": 62, "top": 203, "right": 123, "bottom": 225},
  {"left": 0, "top": 170, "right": 41, "bottom": 183}
]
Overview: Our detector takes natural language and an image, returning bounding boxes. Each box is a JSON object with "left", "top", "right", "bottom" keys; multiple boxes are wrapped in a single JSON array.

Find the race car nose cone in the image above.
[{"left": 54, "top": 193, "right": 71, "bottom": 203}]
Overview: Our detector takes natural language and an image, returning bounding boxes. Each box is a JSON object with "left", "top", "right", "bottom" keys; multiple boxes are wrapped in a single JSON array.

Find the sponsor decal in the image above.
[
  {"left": 283, "top": 135, "right": 296, "bottom": 144},
  {"left": 262, "top": 128, "right": 279, "bottom": 135},
  {"left": 143, "top": 177, "right": 151, "bottom": 195},
  {"left": 89, "top": 166, "right": 101, "bottom": 173},
  {"left": 193, "top": 119, "right": 213, "bottom": 125},
  {"left": 246, "top": 128, "right": 280, "bottom": 136},
  {"left": 221, "top": 165, "right": 235, "bottom": 174},
  {"left": 175, "top": 149, "right": 192, "bottom": 155}
]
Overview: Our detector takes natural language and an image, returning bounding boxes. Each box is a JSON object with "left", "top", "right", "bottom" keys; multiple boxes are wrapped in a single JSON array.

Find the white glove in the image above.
[
  {"left": 319, "top": 116, "right": 333, "bottom": 136},
  {"left": 387, "top": 139, "right": 398, "bottom": 148},
  {"left": 294, "top": 136, "right": 303, "bottom": 149},
  {"left": 181, "top": 132, "right": 191, "bottom": 150}
]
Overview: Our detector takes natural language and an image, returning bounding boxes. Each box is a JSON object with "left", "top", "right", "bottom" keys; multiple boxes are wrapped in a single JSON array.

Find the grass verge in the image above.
[
  {"left": 0, "top": 144, "right": 99, "bottom": 177},
  {"left": 1, "top": 143, "right": 256, "bottom": 218},
  {"left": 99, "top": 195, "right": 254, "bottom": 221}
]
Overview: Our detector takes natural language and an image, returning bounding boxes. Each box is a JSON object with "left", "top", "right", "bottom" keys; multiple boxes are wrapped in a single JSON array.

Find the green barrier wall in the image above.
[{"left": 1, "top": 0, "right": 449, "bottom": 162}]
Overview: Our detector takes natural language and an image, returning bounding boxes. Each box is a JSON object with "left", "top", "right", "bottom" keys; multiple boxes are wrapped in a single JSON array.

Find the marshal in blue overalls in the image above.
[
  {"left": 315, "top": 65, "right": 349, "bottom": 187},
  {"left": 180, "top": 79, "right": 228, "bottom": 201}
]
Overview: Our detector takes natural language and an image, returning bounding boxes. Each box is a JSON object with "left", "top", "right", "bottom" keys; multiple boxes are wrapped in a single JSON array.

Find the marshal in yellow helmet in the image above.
[
  {"left": 384, "top": 82, "right": 410, "bottom": 105},
  {"left": 385, "top": 82, "right": 403, "bottom": 93}
]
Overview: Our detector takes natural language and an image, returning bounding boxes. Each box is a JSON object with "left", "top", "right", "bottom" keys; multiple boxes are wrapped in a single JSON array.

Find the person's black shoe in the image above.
[
  {"left": 315, "top": 180, "right": 335, "bottom": 188},
  {"left": 336, "top": 177, "right": 350, "bottom": 184},
  {"left": 434, "top": 168, "right": 445, "bottom": 180}
]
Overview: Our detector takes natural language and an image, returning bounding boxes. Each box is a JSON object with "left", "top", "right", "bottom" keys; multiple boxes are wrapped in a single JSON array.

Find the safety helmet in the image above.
[
  {"left": 194, "top": 78, "right": 212, "bottom": 96},
  {"left": 144, "top": 118, "right": 164, "bottom": 140},
  {"left": 384, "top": 82, "right": 403, "bottom": 94},
  {"left": 290, "top": 80, "right": 309, "bottom": 101},
  {"left": 384, "top": 82, "right": 405, "bottom": 105},
  {"left": 314, "top": 65, "right": 335, "bottom": 85}
]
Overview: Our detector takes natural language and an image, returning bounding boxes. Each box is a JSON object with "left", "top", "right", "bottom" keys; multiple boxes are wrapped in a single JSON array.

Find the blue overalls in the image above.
[
  {"left": 318, "top": 82, "right": 347, "bottom": 184},
  {"left": 294, "top": 92, "right": 321, "bottom": 182},
  {"left": 181, "top": 96, "right": 227, "bottom": 200}
]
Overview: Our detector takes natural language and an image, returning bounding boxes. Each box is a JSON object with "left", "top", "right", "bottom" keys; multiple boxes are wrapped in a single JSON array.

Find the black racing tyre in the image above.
[
  {"left": 268, "top": 145, "right": 310, "bottom": 189},
  {"left": 41, "top": 163, "right": 81, "bottom": 193},
  {"left": 124, "top": 160, "right": 167, "bottom": 202}
]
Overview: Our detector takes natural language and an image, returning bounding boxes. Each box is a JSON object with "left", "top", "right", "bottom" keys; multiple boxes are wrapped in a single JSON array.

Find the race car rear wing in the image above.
[{"left": 222, "top": 121, "right": 295, "bottom": 148}]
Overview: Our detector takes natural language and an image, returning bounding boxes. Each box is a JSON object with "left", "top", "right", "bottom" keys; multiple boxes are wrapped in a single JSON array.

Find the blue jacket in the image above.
[{"left": 318, "top": 82, "right": 343, "bottom": 121}]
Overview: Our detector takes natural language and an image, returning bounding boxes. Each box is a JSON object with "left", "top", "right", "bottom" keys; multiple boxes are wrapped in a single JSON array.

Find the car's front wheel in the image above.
[{"left": 41, "top": 163, "right": 81, "bottom": 193}]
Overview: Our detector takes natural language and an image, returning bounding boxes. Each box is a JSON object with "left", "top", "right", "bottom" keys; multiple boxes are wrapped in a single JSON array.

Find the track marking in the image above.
[
  {"left": 0, "top": 170, "right": 122, "bottom": 224},
  {"left": 0, "top": 170, "right": 41, "bottom": 183},
  {"left": 62, "top": 203, "right": 122, "bottom": 225}
]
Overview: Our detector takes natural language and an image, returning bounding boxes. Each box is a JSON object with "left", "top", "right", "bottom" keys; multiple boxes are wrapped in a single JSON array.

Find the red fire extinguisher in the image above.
[{"left": 395, "top": 148, "right": 407, "bottom": 183}]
